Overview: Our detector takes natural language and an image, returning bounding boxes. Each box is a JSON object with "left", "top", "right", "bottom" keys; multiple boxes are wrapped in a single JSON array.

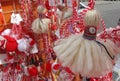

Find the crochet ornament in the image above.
[{"left": 53, "top": 0, "right": 119, "bottom": 78}]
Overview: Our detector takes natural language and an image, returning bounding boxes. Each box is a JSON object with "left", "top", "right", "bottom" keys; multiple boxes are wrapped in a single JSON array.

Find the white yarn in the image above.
[
  {"left": 53, "top": 34, "right": 119, "bottom": 77},
  {"left": 32, "top": 18, "right": 51, "bottom": 34},
  {"left": 1, "top": 29, "right": 11, "bottom": 36},
  {"left": 17, "top": 38, "right": 30, "bottom": 52}
]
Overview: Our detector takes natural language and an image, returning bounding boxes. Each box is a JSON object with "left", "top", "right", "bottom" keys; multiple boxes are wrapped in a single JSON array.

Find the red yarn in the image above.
[
  {"left": 45, "top": 0, "right": 51, "bottom": 10},
  {"left": 29, "top": 40, "right": 35, "bottom": 46},
  {"left": 46, "top": 62, "right": 52, "bottom": 72},
  {"left": 90, "top": 72, "right": 112, "bottom": 81},
  {"left": 53, "top": 63, "right": 61, "bottom": 70},
  {"left": 64, "top": 67, "right": 73, "bottom": 74},
  {"left": 51, "top": 24, "right": 58, "bottom": 30},
  {"left": 3, "top": 35, "right": 18, "bottom": 52},
  {"left": 16, "top": 65, "right": 22, "bottom": 71},
  {"left": 28, "top": 66, "right": 38, "bottom": 76}
]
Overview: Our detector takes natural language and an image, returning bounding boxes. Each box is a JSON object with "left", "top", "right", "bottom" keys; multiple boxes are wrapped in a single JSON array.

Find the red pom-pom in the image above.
[
  {"left": 28, "top": 65, "right": 38, "bottom": 76},
  {"left": 3, "top": 35, "right": 18, "bottom": 52},
  {"left": 16, "top": 65, "right": 22, "bottom": 71},
  {"left": 53, "top": 63, "right": 61, "bottom": 70},
  {"left": 51, "top": 24, "right": 58, "bottom": 30},
  {"left": 72, "top": 1, "right": 77, "bottom": 7}
]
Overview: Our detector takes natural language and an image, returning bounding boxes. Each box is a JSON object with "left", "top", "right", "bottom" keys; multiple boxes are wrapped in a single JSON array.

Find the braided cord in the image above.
[{"left": 100, "top": 18, "right": 108, "bottom": 41}]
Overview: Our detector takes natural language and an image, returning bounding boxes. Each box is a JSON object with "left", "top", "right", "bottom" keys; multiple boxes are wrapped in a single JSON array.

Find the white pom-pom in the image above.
[
  {"left": 37, "top": 5, "right": 46, "bottom": 14},
  {"left": 1, "top": 29, "right": 11, "bottom": 36},
  {"left": 17, "top": 38, "right": 30, "bottom": 52}
]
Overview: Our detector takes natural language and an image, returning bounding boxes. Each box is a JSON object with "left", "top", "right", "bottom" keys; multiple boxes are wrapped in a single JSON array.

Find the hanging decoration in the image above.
[
  {"left": 31, "top": 3, "right": 56, "bottom": 81},
  {"left": 20, "top": 0, "right": 34, "bottom": 37},
  {"left": 53, "top": 0, "right": 119, "bottom": 78}
]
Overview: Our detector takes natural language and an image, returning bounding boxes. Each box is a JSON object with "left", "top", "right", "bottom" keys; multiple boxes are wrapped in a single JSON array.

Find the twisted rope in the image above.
[{"left": 101, "top": 18, "right": 107, "bottom": 40}]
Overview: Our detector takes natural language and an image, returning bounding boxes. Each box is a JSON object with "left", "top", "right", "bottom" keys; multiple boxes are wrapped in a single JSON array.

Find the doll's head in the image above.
[
  {"left": 37, "top": 5, "right": 47, "bottom": 15},
  {"left": 32, "top": 5, "right": 51, "bottom": 34},
  {"left": 84, "top": 10, "right": 101, "bottom": 28},
  {"left": 83, "top": 10, "right": 101, "bottom": 40}
]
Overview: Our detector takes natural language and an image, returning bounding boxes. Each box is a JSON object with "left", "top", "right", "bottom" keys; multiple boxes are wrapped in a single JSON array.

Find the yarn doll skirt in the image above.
[{"left": 53, "top": 34, "right": 119, "bottom": 78}]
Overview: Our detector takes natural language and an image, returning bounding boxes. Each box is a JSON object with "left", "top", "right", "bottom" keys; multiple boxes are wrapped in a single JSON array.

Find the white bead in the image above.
[{"left": 89, "top": 27, "right": 96, "bottom": 34}]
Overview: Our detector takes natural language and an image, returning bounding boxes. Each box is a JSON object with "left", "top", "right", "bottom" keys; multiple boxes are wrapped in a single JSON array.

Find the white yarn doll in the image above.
[
  {"left": 32, "top": 5, "right": 55, "bottom": 81},
  {"left": 53, "top": 9, "right": 119, "bottom": 78},
  {"left": 32, "top": 5, "right": 51, "bottom": 34}
]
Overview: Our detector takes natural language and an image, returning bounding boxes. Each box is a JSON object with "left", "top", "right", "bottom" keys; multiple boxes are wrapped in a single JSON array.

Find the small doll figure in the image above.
[
  {"left": 32, "top": 5, "right": 52, "bottom": 52},
  {"left": 32, "top": 5, "right": 51, "bottom": 34},
  {"left": 53, "top": 9, "right": 119, "bottom": 78},
  {"left": 32, "top": 5, "right": 55, "bottom": 81}
]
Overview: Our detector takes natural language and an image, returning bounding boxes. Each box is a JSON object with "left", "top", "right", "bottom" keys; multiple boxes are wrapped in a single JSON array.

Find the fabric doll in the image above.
[
  {"left": 53, "top": 8, "right": 119, "bottom": 78},
  {"left": 32, "top": 5, "right": 51, "bottom": 34},
  {"left": 32, "top": 5, "right": 55, "bottom": 81}
]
